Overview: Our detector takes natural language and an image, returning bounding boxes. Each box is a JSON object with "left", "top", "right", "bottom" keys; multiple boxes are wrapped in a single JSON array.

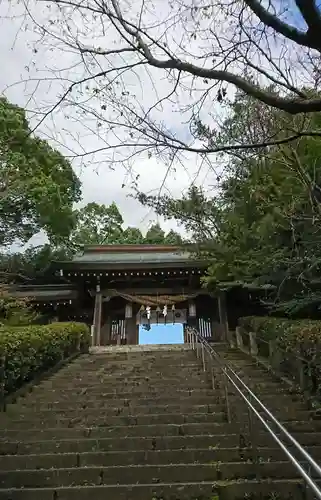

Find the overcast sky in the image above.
[{"left": 0, "top": 0, "right": 223, "bottom": 248}]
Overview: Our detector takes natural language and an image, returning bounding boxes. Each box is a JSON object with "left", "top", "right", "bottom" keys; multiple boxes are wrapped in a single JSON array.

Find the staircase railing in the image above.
[{"left": 186, "top": 326, "right": 321, "bottom": 500}]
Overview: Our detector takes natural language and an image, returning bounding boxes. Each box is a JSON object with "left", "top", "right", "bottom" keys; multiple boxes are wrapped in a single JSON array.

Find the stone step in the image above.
[
  {"left": 2, "top": 431, "right": 320, "bottom": 455},
  {"left": 24, "top": 386, "right": 298, "bottom": 403},
  {"left": 0, "top": 461, "right": 310, "bottom": 489},
  {"left": 1, "top": 409, "right": 316, "bottom": 430},
  {"left": 68, "top": 357, "right": 199, "bottom": 367},
  {"left": 41, "top": 374, "right": 209, "bottom": 386},
  {"left": 2, "top": 446, "right": 321, "bottom": 471},
  {"left": 39, "top": 378, "right": 212, "bottom": 389},
  {"left": 0, "top": 411, "right": 227, "bottom": 429},
  {"left": 5, "top": 402, "right": 225, "bottom": 418},
  {"left": 2, "top": 421, "right": 320, "bottom": 441},
  {"left": 1, "top": 344, "right": 318, "bottom": 500},
  {"left": 26, "top": 388, "right": 219, "bottom": 399},
  {"left": 59, "top": 366, "right": 203, "bottom": 376},
  {"left": 15, "top": 394, "right": 308, "bottom": 412},
  {"left": 16, "top": 395, "right": 223, "bottom": 408},
  {"left": 36, "top": 376, "right": 276, "bottom": 392},
  {"left": 52, "top": 364, "right": 204, "bottom": 374},
  {"left": 32, "top": 382, "right": 215, "bottom": 393},
  {"left": 0, "top": 478, "right": 310, "bottom": 500}
]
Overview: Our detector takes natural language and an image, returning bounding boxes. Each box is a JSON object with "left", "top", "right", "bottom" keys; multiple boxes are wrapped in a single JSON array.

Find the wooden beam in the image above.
[{"left": 101, "top": 288, "right": 207, "bottom": 296}]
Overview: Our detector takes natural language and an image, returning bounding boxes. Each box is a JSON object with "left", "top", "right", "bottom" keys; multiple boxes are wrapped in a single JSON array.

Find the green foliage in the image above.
[
  {"left": 164, "top": 229, "right": 183, "bottom": 245},
  {"left": 68, "top": 202, "right": 182, "bottom": 251},
  {"left": 239, "top": 316, "right": 321, "bottom": 394},
  {"left": 239, "top": 316, "right": 293, "bottom": 342},
  {"left": 137, "top": 186, "right": 219, "bottom": 242},
  {"left": 145, "top": 223, "right": 182, "bottom": 245},
  {"left": 0, "top": 97, "right": 81, "bottom": 246},
  {"left": 69, "top": 202, "right": 124, "bottom": 250},
  {"left": 0, "top": 286, "right": 39, "bottom": 326},
  {"left": 122, "top": 227, "right": 144, "bottom": 244},
  {"left": 0, "top": 322, "right": 90, "bottom": 395},
  {"left": 145, "top": 223, "right": 165, "bottom": 244},
  {"left": 137, "top": 89, "right": 321, "bottom": 314},
  {"left": 0, "top": 245, "right": 72, "bottom": 284},
  {"left": 0, "top": 198, "right": 183, "bottom": 285}
]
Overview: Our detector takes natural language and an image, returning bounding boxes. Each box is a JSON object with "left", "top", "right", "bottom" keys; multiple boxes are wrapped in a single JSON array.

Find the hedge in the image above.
[
  {"left": 0, "top": 322, "right": 90, "bottom": 396},
  {"left": 239, "top": 316, "right": 321, "bottom": 396}
]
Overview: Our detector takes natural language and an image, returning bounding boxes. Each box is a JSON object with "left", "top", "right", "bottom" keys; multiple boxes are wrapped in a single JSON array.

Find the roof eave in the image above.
[{"left": 52, "top": 260, "right": 208, "bottom": 271}]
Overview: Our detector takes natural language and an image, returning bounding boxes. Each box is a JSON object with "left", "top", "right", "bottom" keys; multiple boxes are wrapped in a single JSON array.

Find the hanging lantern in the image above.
[
  {"left": 146, "top": 306, "right": 151, "bottom": 320},
  {"left": 125, "top": 302, "right": 133, "bottom": 319}
]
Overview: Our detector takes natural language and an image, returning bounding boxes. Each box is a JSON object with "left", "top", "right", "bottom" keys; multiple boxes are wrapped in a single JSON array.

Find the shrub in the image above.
[
  {"left": 0, "top": 322, "right": 90, "bottom": 396},
  {"left": 0, "top": 285, "right": 39, "bottom": 326},
  {"left": 239, "top": 316, "right": 321, "bottom": 396}
]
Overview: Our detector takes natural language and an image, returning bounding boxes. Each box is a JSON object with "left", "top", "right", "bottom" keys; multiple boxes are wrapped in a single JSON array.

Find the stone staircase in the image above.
[{"left": 0, "top": 344, "right": 320, "bottom": 499}]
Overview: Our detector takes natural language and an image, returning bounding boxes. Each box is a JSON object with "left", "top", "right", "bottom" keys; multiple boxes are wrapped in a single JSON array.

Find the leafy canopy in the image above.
[
  {"left": 0, "top": 97, "right": 81, "bottom": 246},
  {"left": 0, "top": 202, "right": 183, "bottom": 283},
  {"left": 67, "top": 202, "right": 182, "bottom": 251},
  {"left": 138, "top": 90, "right": 321, "bottom": 315}
]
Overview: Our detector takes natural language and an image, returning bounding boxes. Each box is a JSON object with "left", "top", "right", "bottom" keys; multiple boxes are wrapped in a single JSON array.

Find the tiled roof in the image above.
[
  {"left": 10, "top": 286, "right": 77, "bottom": 300},
  {"left": 72, "top": 250, "right": 191, "bottom": 265}
]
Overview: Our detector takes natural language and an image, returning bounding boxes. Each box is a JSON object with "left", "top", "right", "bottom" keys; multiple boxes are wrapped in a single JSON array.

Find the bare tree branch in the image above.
[{"left": 4, "top": 0, "right": 321, "bottom": 173}]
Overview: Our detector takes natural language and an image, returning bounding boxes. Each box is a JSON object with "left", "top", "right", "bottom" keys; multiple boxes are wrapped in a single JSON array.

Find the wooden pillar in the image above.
[
  {"left": 93, "top": 292, "right": 102, "bottom": 346},
  {"left": 100, "top": 316, "right": 111, "bottom": 346},
  {"left": 126, "top": 317, "right": 138, "bottom": 345},
  {"left": 218, "top": 291, "right": 231, "bottom": 344}
]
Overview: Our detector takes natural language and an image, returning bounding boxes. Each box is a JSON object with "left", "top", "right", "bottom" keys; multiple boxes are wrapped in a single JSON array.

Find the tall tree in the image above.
[
  {"left": 68, "top": 202, "right": 124, "bottom": 250},
  {"left": 14, "top": 0, "right": 321, "bottom": 169},
  {"left": 138, "top": 91, "right": 321, "bottom": 314},
  {"left": 145, "top": 223, "right": 166, "bottom": 244},
  {"left": 0, "top": 98, "right": 81, "bottom": 246},
  {"left": 0, "top": 245, "right": 72, "bottom": 284},
  {"left": 122, "top": 227, "right": 144, "bottom": 244},
  {"left": 164, "top": 230, "right": 183, "bottom": 245}
]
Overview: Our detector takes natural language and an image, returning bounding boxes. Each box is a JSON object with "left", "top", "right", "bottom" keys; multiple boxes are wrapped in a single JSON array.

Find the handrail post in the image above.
[
  {"left": 201, "top": 342, "right": 206, "bottom": 372},
  {"left": 249, "top": 332, "right": 258, "bottom": 356},
  {"left": 196, "top": 335, "right": 200, "bottom": 358},
  {"left": 223, "top": 371, "right": 231, "bottom": 423},
  {"left": 0, "top": 353, "right": 6, "bottom": 412},
  {"left": 247, "top": 403, "right": 258, "bottom": 465},
  {"left": 211, "top": 366, "right": 216, "bottom": 390},
  {"left": 305, "top": 464, "right": 314, "bottom": 500},
  {"left": 235, "top": 327, "right": 244, "bottom": 349}
]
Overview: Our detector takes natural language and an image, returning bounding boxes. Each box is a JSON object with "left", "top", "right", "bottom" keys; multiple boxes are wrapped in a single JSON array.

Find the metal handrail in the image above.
[{"left": 186, "top": 327, "right": 321, "bottom": 499}]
